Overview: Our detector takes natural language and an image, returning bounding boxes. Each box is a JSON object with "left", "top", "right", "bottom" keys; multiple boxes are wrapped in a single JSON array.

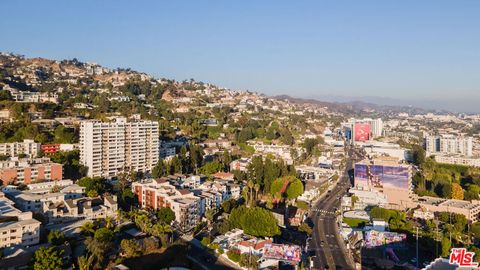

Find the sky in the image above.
[{"left": 1, "top": 1, "right": 480, "bottom": 112}]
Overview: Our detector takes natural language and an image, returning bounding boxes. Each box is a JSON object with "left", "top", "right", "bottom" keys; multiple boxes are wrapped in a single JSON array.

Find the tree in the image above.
[
  {"left": 120, "top": 239, "right": 142, "bottom": 258},
  {"left": 221, "top": 199, "right": 238, "bottom": 214},
  {"left": 104, "top": 216, "right": 115, "bottom": 230},
  {"left": 303, "top": 138, "right": 320, "bottom": 156},
  {"left": 85, "top": 235, "right": 113, "bottom": 270},
  {"left": 157, "top": 207, "right": 175, "bottom": 224},
  {"left": 78, "top": 177, "right": 108, "bottom": 196},
  {"left": 351, "top": 195, "right": 359, "bottom": 208},
  {"left": 77, "top": 254, "right": 94, "bottom": 270},
  {"left": 33, "top": 247, "right": 64, "bottom": 270},
  {"left": 94, "top": 228, "right": 113, "bottom": 243},
  {"left": 298, "top": 223, "right": 313, "bottom": 235},
  {"left": 440, "top": 183, "right": 453, "bottom": 199},
  {"left": 205, "top": 209, "right": 215, "bottom": 225},
  {"left": 286, "top": 178, "right": 304, "bottom": 200},
  {"left": 169, "top": 156, "right": 182, "bottom": 175},
  {"left": 451, "top": 183, "right": 464, "bottom": 200},
  {"left": 80, "top": 221, "right": 96, "bottom": 236},
  {"left": 47, "top": 230, "right": 66, "bottom": 246},
  {"left": 152, "top": 159, "right": 167, "bottom": 178},
  {"left": 229, "top": 205, "right": 280, "bottom": 237},
  {"left": 0, "top": 90, "right": 12, "bottom": 101},
  {"left": 471, "top": 222, "right": 480, "bottom": 239},
  {"left": 441, "top": 237, "right": 451, "bottom": 257},
  {"left": 222, "top": 150, "right": 232, "bottom": 171},
  {"left": 412, "top": 144, "right": 426, "bottom": 166},
  {"left": 49, "top": 150, "right": 87, "bottom": 180},
  {"left": 199, "top": 161, "right": 223, "bottom": 175}
]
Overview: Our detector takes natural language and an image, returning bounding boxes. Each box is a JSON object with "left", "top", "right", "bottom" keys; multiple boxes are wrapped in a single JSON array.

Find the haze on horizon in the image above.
[{"left": 1, "top": 0, "right": 479, "bottom": 112}]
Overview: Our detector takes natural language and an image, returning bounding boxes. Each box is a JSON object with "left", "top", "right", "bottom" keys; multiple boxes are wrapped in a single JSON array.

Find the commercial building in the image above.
[
  {"left": 0, "top": 192, "right": 41, "bottom": 248},
  {"left": 354, "top": 157, "right": 413, "bottom": 209},
  {"left": 0, "top": 157, "right": 63, "bottom": 184},
  {"left": 359, "top": 141, "right": 411, "bottom": 161},
  {"left": 424, "top": 133, "right": 473, "bottom": 157},
  {"left": 80, "top": 118, "right": 159, "bottom": 178},
  {"left": 413, "top": 196, "right": 480, "bottom": 222},
  {"left": 0, "top": 139, "right": 41, "bottom": 158}
]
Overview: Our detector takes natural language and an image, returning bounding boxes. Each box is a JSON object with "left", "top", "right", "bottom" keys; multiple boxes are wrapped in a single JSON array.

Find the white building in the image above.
[
  {"left": 8, "top": 88, "right": 58, "bottom": 103},
  {"left": 433, "top": 155, "right": 480, "bottom": 167},
  {"left": 0, "top": 139, "right": 41, "bottom": 158},
  {"left": 0, "top": 192, "right": 41, "bottom": 248},
  {"left": 360, "top": 141, "right": 411, "bottom": 161},
  {"left": 424, "top": 133, "right": 473, "bottom": 157},
  {"left": 80, "top": 118, "right": 159, "bottom": 178}
]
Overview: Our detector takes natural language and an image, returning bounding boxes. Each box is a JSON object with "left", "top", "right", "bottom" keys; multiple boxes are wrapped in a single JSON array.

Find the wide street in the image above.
[{"left": 309, "top": 147, "right": 362, "bottom": 270}]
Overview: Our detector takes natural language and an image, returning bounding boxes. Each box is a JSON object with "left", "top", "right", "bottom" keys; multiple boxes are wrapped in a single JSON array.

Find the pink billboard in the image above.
[{"left": 354, "top": 123, "right": 371, "bottom": 141}]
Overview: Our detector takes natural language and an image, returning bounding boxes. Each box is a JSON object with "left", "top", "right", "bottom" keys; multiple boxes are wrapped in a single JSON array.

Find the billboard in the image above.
[
  {"left": 354, "top": 123, "right": 371, "bottom": 142},
  {"left": 354, "top": 164, "right": 410, "bottom": 190},
  {"left": 364, "top": 230, "right": 407, "bottom": 248},
  {"left": 263, "top": 244, "right": 301, "bottom": 262}
]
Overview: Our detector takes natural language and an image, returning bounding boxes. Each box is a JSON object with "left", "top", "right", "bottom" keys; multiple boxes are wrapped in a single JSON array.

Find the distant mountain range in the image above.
[
  {"left": 273, "top": 94, "right": 436, "bottom": 117},
  {"left": 274, "top": 93, "right": 480, "bottom": 115}
]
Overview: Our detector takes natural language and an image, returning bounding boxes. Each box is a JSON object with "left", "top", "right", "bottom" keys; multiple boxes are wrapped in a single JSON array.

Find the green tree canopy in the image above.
[
  {"left": 286, "top": 178, "right": 304, "bottom": 200},
  {"left": 229, "top": 205, "right": 280, "bottom": 237},
  {"left": 47, "top": 230, "right": 66, "bottom": 246},
  {"left": 157, "top": 207, "right": 175, "bottom": 224},
  {"left": 33, "top": 247, "right": 64, "bottom": 270}
]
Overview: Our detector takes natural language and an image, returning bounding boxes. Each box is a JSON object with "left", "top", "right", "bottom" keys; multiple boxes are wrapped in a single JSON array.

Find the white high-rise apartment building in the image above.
[
  {"left": 80, "top": 118, "right": 159, "bottom": 178},
  {"left": 424, "top": 133, "right": 473, "bottom": 157}
]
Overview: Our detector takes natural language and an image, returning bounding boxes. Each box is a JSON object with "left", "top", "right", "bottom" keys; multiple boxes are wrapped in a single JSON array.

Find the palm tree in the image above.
[
  {"left": 247, "top": 180, "right": 254, "bottom": 206},
  {"left": 254, "top": 183, "right": 261, "bottom": 201},
  {"left": 80, "top": 221, "right": 95, "bottom": 236},
  {"left": 104, "top": 216, "right": 114, "bottom": 230},
  {"left": 205, "top": 209, "right": 215, "bottom": 227},
  {"left": 77, "top": 254, "right": 94, "bottom": 270}
]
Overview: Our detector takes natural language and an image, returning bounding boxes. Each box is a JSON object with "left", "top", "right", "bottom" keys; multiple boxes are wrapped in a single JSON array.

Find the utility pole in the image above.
[
  {"left": 435, "top": 218, "right": 439, "bottom": 258},
  {"left": 416, "top": 226, "right": 419, "bottom": 269}
]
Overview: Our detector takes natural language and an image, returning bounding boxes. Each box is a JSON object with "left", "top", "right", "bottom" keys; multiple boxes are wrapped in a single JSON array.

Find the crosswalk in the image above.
[{"left": 312, "top": 209, "right": 336, "bottom": 215}]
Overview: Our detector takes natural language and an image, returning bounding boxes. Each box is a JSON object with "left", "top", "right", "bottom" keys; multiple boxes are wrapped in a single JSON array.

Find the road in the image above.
[{"left": 309, "top": 147, "right": 361, "bottom": 270}]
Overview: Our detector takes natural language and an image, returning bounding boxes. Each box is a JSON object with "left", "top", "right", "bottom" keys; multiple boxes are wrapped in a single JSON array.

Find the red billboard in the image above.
[{"left": 354, "top": 123, "right": 371, "bottom": 141}]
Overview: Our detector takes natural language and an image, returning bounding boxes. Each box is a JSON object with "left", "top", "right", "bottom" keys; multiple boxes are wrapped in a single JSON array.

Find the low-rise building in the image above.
[
  {"left": 0, "top": 157, "right": 63, "bottom": 184},
  {"left": 41, "top": 143, "right": 78, "bottom": 155},
  {"left": 8, "top": 89, "right": 58, "bottom": 103},
  {"left": 433, "top": 155, "right": 480, "bottom": 168},
  {"left": 0, "top": 192, "right": 41, "bottom": 248},
  {"left": 413, "top": 197, "right": 480, "bottom": 222},
  {"left": 0, "top": 140, "right": 41, "bottom": 158},
  {"left": 229, "top": 158, "right": 250, "bottom": 172},
  {"left": 42, "top": 195, "right": 118, "bottom": 224}
]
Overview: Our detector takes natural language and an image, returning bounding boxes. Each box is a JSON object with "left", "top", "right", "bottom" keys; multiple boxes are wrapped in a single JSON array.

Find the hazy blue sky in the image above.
[{"left": 1, "top": 1, "right": 479, "bottom": 111}]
